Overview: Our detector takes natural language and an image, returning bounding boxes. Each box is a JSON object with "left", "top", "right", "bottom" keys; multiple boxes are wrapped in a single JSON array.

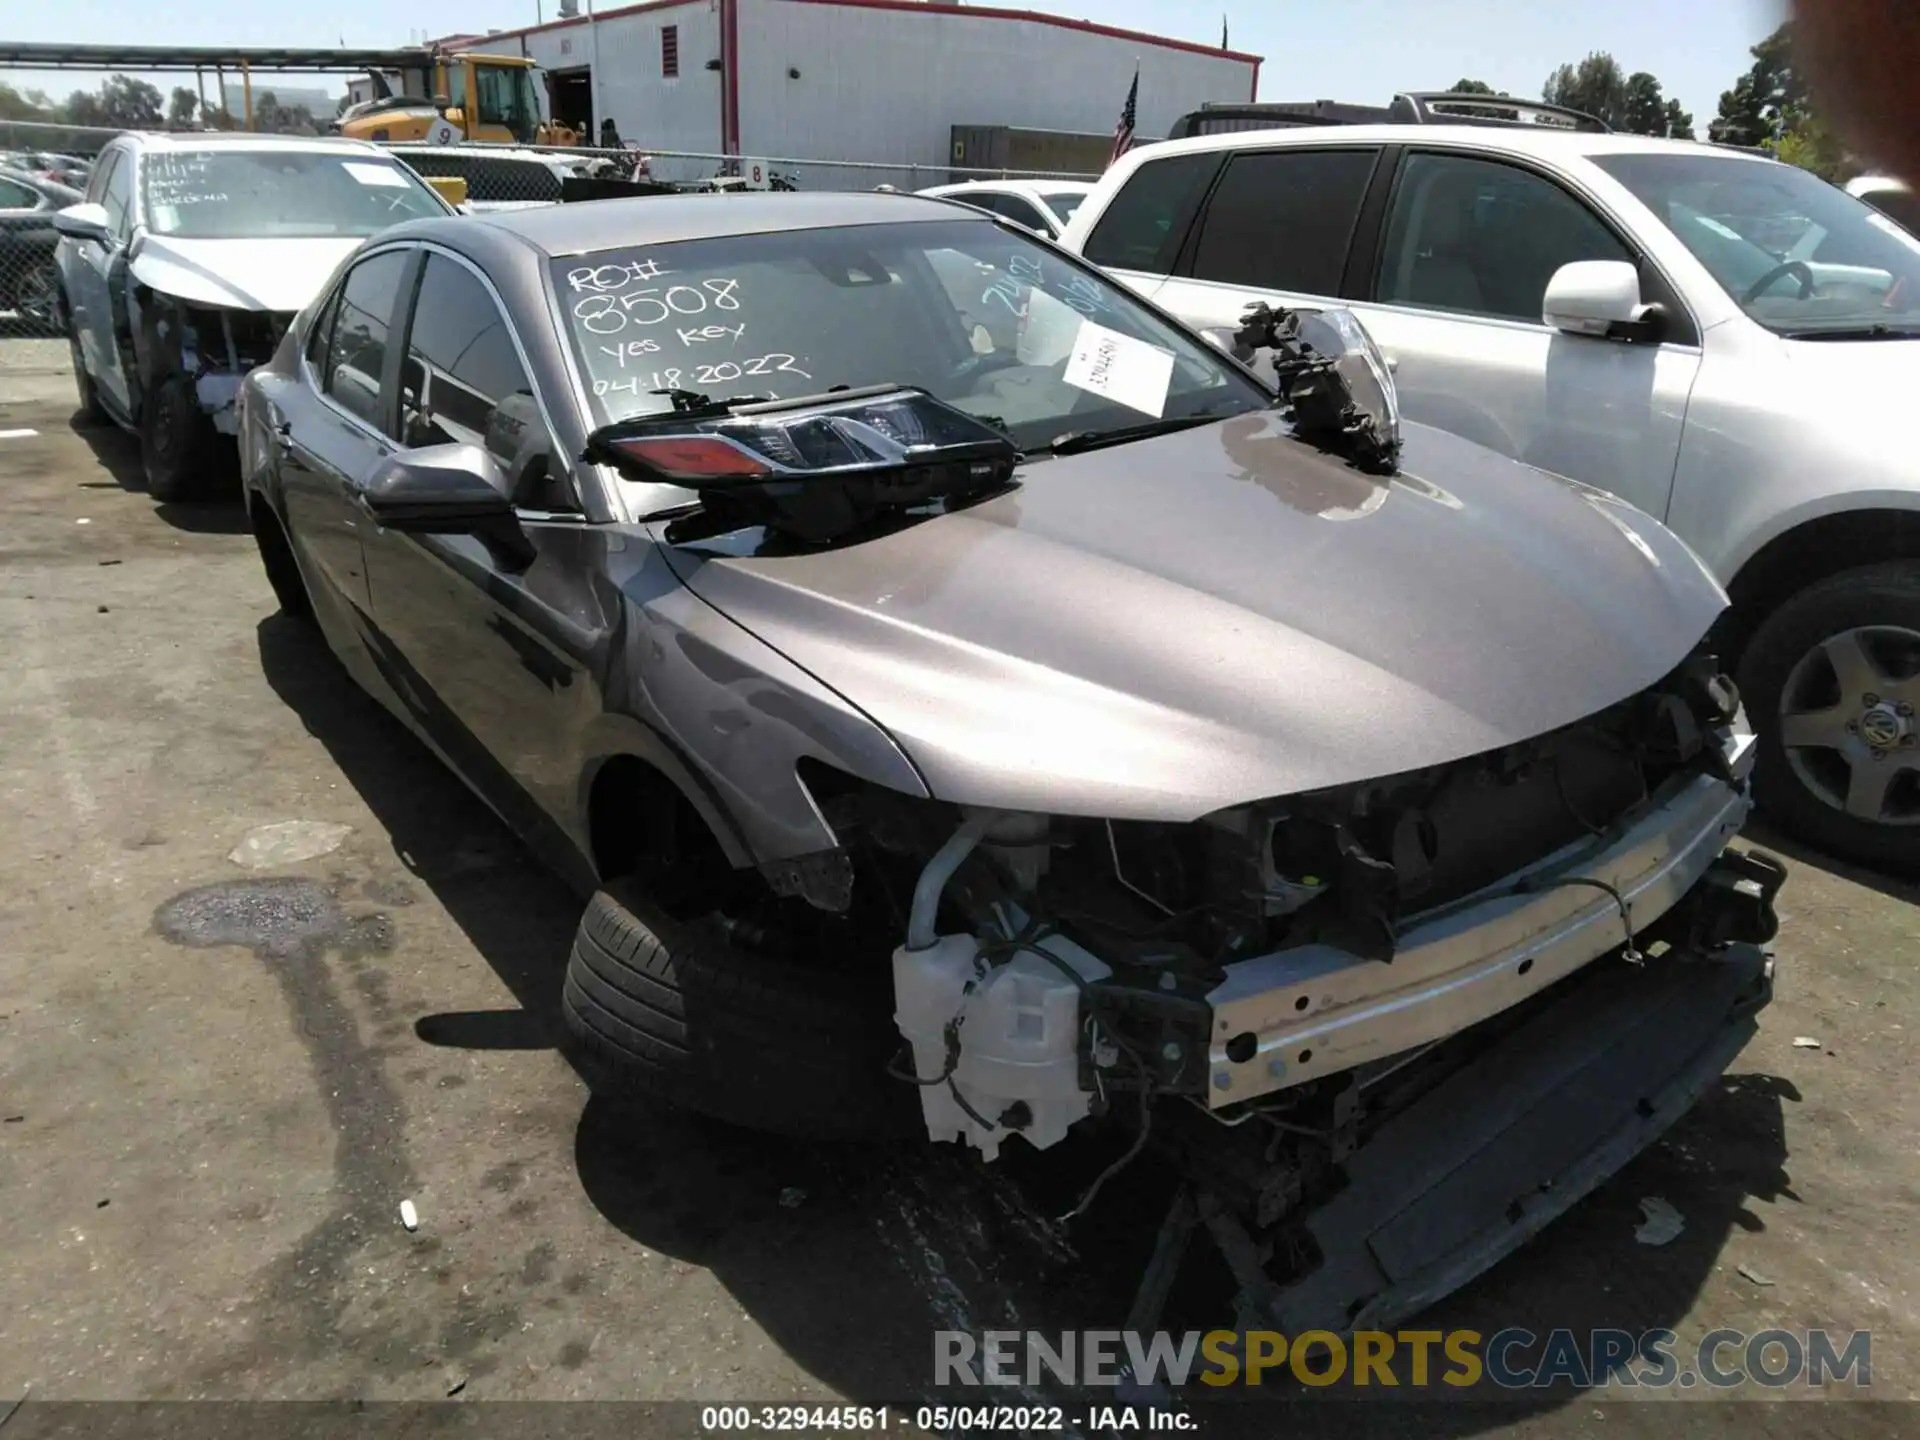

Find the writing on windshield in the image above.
[
  {"left": 550, "top": 219, "right": 1265, "bottom": 451},
  {"left": 563, "top": 254, "right": 815, "bottom": 402}
]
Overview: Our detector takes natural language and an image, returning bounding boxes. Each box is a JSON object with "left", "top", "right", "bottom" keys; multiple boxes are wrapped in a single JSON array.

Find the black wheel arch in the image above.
[{"left": 1722, "top": 507, "right": 1920, "bottom": 665}]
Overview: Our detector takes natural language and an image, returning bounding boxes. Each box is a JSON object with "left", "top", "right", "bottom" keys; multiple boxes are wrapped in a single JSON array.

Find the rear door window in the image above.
[
  {"left": 1081, "top": 151, "right": 1222, "bottom": 273},
  {"left": 1187, "top": 148, "right": 1379, "bottom": 296}
]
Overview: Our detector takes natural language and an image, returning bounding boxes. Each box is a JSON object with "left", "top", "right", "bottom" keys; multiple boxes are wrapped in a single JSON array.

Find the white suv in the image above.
[{"left": 1059, "top": 106, "right": 1920, "bottom": 873}]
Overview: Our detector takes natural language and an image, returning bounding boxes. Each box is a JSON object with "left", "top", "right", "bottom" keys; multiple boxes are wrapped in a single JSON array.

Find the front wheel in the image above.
[
  {"left": 561, "top": 880, "right": 919, "bottom": 1140},
  {"left": 141, "top": 373, "right": 215, "bottom": 502},
  {"left": 1739, "top": 561, "right": 1920, "bottom": 873}
]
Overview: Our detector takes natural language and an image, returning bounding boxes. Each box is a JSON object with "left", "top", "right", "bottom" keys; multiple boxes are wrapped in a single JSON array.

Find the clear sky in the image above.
[{"left": 7, "top": 0, "right": 1788, "bottom": 131}]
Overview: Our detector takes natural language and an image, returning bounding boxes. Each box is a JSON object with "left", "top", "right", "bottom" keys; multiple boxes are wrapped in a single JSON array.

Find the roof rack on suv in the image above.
[{"left": 1167, "top": 92, "right": 1610, "bottom": 141}]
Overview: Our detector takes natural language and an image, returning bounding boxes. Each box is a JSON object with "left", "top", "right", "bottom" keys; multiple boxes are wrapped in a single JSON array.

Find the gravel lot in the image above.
[{"left": 1, "top": 336, "right": 1916, "bottom": 1433}]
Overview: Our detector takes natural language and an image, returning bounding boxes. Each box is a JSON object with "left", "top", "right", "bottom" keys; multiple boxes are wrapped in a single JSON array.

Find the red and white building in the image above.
[{"left": 449, "top": 0, "right": 1260, "bottom": 183}]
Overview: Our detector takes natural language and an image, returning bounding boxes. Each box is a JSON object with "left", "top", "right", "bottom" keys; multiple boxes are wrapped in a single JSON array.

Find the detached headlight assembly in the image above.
[{"left": 1230, "top": 302, "right": 1402, "bottom": 474}]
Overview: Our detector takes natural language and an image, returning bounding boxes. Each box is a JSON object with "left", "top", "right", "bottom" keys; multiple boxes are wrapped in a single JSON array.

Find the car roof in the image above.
[
  {"left": 0, "top": 164, "right": 76, "bottom": 194},
  {"left": 927, "top": 179, "right": 1094, "bottom": 196},
  {"left": 113, "top": 131, "right": 395, "bottom": 157},
  {"left": 1116, "top": 124, "right": 1783, "bottom": 168},
  {"left": 461, "top": 189, "right": 981, "bottom": 254}
]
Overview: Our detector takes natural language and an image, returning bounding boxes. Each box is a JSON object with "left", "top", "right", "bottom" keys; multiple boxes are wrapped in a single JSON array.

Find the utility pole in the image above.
[{"left": 588, "top": 0, "right": 604, "bottom": 141}]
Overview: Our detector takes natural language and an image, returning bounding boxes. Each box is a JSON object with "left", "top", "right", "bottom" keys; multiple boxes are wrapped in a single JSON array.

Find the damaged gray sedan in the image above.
[
  {"left": 54, "top": 132, "right": 452, "bottom": 500},
  {"left": 237, "top": 193, "right": 1784, "bottom": 1335}
]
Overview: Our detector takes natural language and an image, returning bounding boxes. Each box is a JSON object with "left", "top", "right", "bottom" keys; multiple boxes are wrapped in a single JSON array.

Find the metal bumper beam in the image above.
[{"left": 1203, "top": 735, "right": 1756, "bottom": 1108}]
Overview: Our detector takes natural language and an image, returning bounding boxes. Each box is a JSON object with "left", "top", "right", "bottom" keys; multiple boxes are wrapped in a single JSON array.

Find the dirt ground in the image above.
[{"left": 2, "top": 337, "right": 1917, "bottom": 1433}]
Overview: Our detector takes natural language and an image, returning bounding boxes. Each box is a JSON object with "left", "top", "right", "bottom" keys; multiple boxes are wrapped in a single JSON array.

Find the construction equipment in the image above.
[{"left": 334, "top": 49, "right": 583, "bottom": 147}]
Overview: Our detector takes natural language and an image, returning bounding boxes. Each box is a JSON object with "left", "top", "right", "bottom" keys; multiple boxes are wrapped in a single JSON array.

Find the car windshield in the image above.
[
  {"left": 1042, "top": 190, "right": 1087, "bottom": 223},
  {"left": 552, "top": 217, "right": 1266, "bottom": 455},
  {"left": 1594, "top": 151, "right": 1920, "bottom": 337},
  {"left": 140, "top": 149, "right": 448, "bottom": 239}
]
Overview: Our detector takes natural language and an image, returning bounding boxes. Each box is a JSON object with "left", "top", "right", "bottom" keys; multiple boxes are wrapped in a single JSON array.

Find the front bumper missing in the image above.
[
  {"left": 1212, "top": 938, "right": 1775, "bottom": 1336},
  {"left": 1203, "top": 733, "right": 1757, "bottom": 1108}
]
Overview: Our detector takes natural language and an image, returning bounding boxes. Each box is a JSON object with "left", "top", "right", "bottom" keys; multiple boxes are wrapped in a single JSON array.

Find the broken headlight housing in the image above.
[
  {"left": 1230, "top": 302, "right": 1402, "bottom": 475},
  {"left": 585, "top": 385, "right": 1019, "bottom": 544}
]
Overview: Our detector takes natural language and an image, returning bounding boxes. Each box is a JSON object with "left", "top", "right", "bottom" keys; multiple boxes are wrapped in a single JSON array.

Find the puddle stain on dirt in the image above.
[{"left": 151, "top": 877, "right": 507, "bottom": 1386}]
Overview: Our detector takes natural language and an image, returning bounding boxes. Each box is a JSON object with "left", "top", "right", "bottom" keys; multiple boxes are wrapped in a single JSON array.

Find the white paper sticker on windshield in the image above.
[
  {"left": 343, "top": 162, "right": 412, "bottom": 189},
  {"left": 1061, "top": 320, "right": 1175, "bottom": 418}
]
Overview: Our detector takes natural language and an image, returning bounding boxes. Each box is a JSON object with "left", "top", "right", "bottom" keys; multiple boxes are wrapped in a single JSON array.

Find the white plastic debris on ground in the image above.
[{"left": 228, "top": 820, "right": 354, "bottom": 869}]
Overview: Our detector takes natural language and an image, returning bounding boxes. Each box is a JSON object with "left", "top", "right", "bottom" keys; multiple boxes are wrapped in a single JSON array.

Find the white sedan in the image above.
[{"left": 915, "top": 180, "right": 1093, "bottom": 240}]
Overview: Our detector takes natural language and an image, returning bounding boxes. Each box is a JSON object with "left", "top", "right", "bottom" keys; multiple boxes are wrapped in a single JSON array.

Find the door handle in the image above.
[
  {"left": 1381, "top": 351, "right": 1400, "bottom": 374},
  {"left": 271, "top": 420, "right": 294, "bottom": 453}
]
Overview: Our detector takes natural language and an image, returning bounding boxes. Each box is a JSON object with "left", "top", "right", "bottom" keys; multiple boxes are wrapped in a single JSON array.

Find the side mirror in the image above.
[
  {"left": 53, "top": 202, "right": 111, "bottom": 245},
  {"left": 360, "top": 444, "right": 536, "bottom": 567},
  {"left": 1543, "top": 259, "right": 1661, "bottom": 340},
  {"left": 359, "top": 444, "right": 516, "bottom": 531}
]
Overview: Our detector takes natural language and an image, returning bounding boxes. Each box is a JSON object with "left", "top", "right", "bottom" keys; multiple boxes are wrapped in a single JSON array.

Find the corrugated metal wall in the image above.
[
  {"left": 464, "top": 1, "right": 724, "bottom": 182},
  {"left": 736, "top": 0, "right": 1255, "bottom": 178},
  {"left": 460, "top": 0, "right": 1257, "bottom": 186}
]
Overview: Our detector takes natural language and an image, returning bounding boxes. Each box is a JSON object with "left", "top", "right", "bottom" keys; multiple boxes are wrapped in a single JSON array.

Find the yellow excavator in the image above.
[{"left": 332, "top": 49, "right": 583, "bottom": 147}]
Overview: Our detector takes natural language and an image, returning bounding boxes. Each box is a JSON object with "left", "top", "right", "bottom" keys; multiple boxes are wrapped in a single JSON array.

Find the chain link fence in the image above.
[
  {"left": 0, "top": 116, "right": 1097, "bottom": 335},
  {"left": 1, "top": 121, "right": 114, "bottom": 335}
]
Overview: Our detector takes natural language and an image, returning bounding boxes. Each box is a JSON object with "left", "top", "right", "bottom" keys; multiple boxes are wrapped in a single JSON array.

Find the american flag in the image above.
[{"left": 1108, "top": 68, "right": 1138, "bottom": 168}]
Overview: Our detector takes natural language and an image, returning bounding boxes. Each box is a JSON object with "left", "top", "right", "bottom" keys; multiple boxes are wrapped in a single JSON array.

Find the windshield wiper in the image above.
[
  {"left": 649, "top": 386, "right": 773, "bottom": 417},
  {"left": 1781, "top": 323, "right": 1920, "bottom": 340},
  {"left": 1037, "top": 410, "right": 1234, "bottom": 457}
]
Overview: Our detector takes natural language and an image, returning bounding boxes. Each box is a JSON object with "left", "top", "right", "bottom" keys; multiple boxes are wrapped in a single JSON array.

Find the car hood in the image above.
[
  {"left": 127, "top": 234, "right": 361, "bottom": 312},
  {"left": 657, "top": 414, "right": 1729, "bottom": 821}
]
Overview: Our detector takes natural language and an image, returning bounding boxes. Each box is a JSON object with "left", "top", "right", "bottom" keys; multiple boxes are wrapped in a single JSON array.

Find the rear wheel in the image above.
[
  {"left": 561, "top": 879, "right": 918, "bottom": 1140},
  {"left": 1739, "top": 561, "right": 1920, "bottom": 874},
  {"left": 141, "top": 373, "right": 215, "bottom": 502}
]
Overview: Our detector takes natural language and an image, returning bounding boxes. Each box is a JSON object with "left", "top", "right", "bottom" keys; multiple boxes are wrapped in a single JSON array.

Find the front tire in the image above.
[
  {"left": 141, "top": 373, "right": 214, "bottom": 502},
  {"left": 1738, "top": 561, "right": 1920, "bottom": 873},
  {"left": 561, "top": 879, "right": 919, "bottom": 1140},
  {"left": 250, "top": 495, "right": 314, "bottom": 623}
]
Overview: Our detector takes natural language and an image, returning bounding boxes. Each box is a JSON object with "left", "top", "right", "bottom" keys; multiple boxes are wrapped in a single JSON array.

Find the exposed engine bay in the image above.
[
  {"left": 786, "top": 640, "right": 1783, "bottom": 1330},
  {"left": 132, "top": 294, "right": 294, "bottom": 435},
  {"left": 773, "top": 642, "right": 1780, "bottom": 1204}
]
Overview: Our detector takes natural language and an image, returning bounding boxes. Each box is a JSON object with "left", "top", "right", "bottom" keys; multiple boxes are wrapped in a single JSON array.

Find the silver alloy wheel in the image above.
[
  {"left": 14, "top": 263, "right": 58, "bottom": 331},
  {"left": 1778, "top": 624, "right": 1920, "bottom": 824}
]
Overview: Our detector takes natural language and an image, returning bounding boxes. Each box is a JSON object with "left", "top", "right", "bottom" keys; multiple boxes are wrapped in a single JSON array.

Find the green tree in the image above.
[
  {"left": 1437, "top": 76, "right": 1518, "bottom": 121},
  {"left": 167, "top": 87, "right": 198, "bottom": 129},
  {"left": 250, "top": 91, "right": 319, "bottom": 136},
  {"left": 1768, "top": 110, "right": 1849, "bottom": 182},
  {"left": 65, "top": 74, "right": 164, "bottom": 129},
  {"left": 1710, "top": 22, "right": 1803, "bottom": 147},
  {"left": 1543, "top": 51, "right": 1629, "bottom": 128},
  {"left": 1663, "top": 98, "right": 1695, "bottom": 141},
  {"left": 1622, "top": 72, "right": 1666, "bottom": 135},
  {"left": 0, "top": 82, "right": 58, "bottom": 122}
]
